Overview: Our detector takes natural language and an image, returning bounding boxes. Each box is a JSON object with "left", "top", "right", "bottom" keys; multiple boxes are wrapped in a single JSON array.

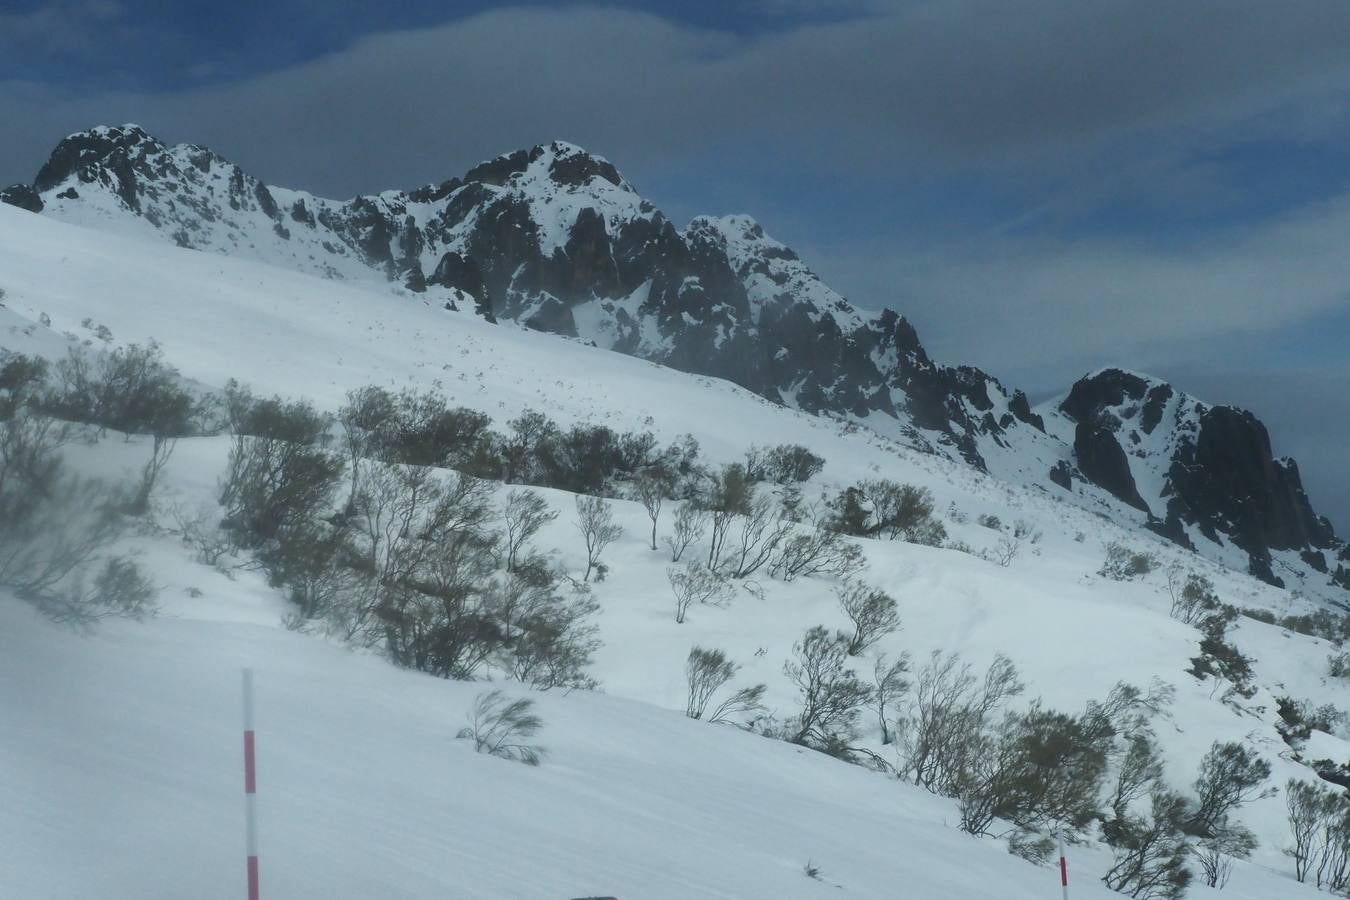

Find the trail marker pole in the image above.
[
  {"left": 243, "top": 668, "right": 260, "bottom": 900},
  {"left": 1057, "top": 829, "right": 1068, "bottom": 899}
]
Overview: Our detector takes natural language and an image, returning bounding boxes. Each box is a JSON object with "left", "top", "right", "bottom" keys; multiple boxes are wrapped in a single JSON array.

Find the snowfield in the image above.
[{"left": 0, "top": 203, "right": 1343, "bottom": 898}]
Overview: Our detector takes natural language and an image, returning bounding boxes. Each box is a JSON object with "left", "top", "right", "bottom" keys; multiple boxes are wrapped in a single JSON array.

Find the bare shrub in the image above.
[
  {"left": 827, "top": 480, "right": 947, "bottom": 546},
  {"left": 1100, "top": 542, "right": 1159, "bottom": 580},
  {"left": 836, "top": 580, "right": 900, "bottom": 655},
  {"left": 45, "top": 342, "right": 203, "bottom": 515},
  {"left": 218, "top": 397, "right": 344, "bottom": 549},
  {"left": 992, "top": 534, "right": 1020, "bottom": 567},
  {"left": 501, "top": 489, "right": 557, "bottom": 573},
  {"left": 723, "top": 493, "right": 793, "bottom": 578},
  {"left": 871, "top": 652, "right": 910, "bottom": 744},
  {"left": 1185, "top": 740, "right": 1273, "bottom": 839},
  {"left": 492, "top": 562, "right": 600, "bottom": 691},
  {"left": 769, "top": 505, "right": 863, "bottom": 582},
  {"left": 1101, "top": 790, "right": 1193, "bottom": 900},
  {"left": 1166, "top": 567, "right": 1220, "bottom": 625},
  {"left": 897, "top": 652, "right": 1023, "bottom": 794},
  {"left": 38, "top": 555, "right": 158, "bottom": 627},
  {"left": 784, "top": 626, "right": 874, "bottom": 753},
  {"left": 1286, "top": 778, "right": 1350, "bottom": 890},
  {"left": 668, "top": 562, "right": 734, "bottom": 624},
  {"left": 633, "top": 466, "right": 671, "bottom": 551},
  {"left": 575, "top": 494, "right": 621, "bottom": 582},
  {"left": 701, "top": 464, "right": 752, "bottom": 571},
  {"left": 456, "top": 690, "right": 545, "bottom": 765},
  {"left": 685, "top": 646, "right": 767, "bottom": 724},
  {"left": 665, "top": 502, "right": 707, "bottom": 563},
  {"left": 1, "top": 357, "right": 151, "bottom": 623}
]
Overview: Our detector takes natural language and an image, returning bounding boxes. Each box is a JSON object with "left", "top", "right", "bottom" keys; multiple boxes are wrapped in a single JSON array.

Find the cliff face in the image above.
[{"left": 1051, "top": 369, "right": 1342, "bottom": 588}]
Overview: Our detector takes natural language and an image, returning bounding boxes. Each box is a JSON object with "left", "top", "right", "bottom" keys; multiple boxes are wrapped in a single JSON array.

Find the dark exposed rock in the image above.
[
  {"left": 1302, "top": 550, "right": 1329, "bottom": 574},
  {"left": 522, "top": 295, "right": 577, "bottom": 336},
  {"left": 1140, "top": 383, "right": 1173, "bottom": 434},
  {"left": 548, "top": 147, "right": 624, "bottom": 187},
  {"left": 1146, "top": 514, "right": 1195, "bottom": 551},
  {"left": 1060, "top": 369, "right": 1151, "bottom": 425},
  {"left": 1167, "top": 407, "right": 1335, "bottom": 557},
  {"left": 430, "top": 252, "right": 489, "bottom": 306},
  {"left": 1074, "top": 422, "right": 1150, "bottom": 513},
  {"left": 1009, "top": 389, "right": 1045, "bottom": 432},
  {"left": 1247, "top": 549, "right": 1285, "bottom": 589},
  {"left": 0, "top": 184, "right": 43, "bottom": 212},
  {"left": 1049, "top": 460, "right": 1073, "bottom": 491}
]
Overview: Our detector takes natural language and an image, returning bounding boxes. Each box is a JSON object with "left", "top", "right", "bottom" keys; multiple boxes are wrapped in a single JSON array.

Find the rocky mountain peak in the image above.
[{"left": 9, "top": 124, "right": 1345, "bottom": 599}]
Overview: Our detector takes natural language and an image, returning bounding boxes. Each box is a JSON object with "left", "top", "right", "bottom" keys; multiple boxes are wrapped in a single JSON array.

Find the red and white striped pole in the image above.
[
  {"left": 1057, "top": 829, "right": 1069, "bottom": 899},
  {"left": 243, "top": 668, "right": 260, "bottom": 900}
]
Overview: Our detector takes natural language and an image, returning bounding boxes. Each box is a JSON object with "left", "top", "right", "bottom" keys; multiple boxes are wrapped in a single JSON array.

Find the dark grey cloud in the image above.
[{"left": 4, "top": 2, "right": 1350, "bottom": 195}]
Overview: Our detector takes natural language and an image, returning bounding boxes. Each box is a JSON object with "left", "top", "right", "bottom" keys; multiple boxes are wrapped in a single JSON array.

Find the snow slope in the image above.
[{"left": 0, "top": 203, "right": 1345, "bottom": 898}]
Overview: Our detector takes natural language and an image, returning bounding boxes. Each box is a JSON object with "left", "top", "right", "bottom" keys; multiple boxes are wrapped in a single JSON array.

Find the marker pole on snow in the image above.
[
  {"left": 1057, "top": 829, "right": 1069, "bottom": 899},
  {"left": 243, "top": 668, "right": 260, "bottom": 900}
]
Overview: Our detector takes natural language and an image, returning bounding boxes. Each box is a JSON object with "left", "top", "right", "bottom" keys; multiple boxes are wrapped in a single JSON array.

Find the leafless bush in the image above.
[
  {"left": 501, "top": 489, "right": 557, "bottom": 573},
  {"left": 685, "top": 645, "right": 767, "bottom": 724},
  {"left": 668, "top": 561, "right": 734, "bottom": 624},
  {"left": 456, "top": 690, "right": 545, "bottom": 765},
  {"left": 633, "top": 467, "right": 671, "bottom": 551},
  {"left": 769, "top": 507, "right": 864, "bottom": 582},
  {"left": 168, "top": 504, "right": 233, "bottom": 566},
  {"left": 1100, "top": 542, "right": 1159, "bottom": 580},
  {"left": 1, "top": 359, "right": 152, "bottom": 623},
  {"left": 992, "top": 534, "right": 1020, "bottom": 567},
  {"left": 665, "top": 502, "right": 707, "bottom": 563},
  {"left": 701, "top": 464, "right": 752, "bottom": 571},
  {"left": 897, "top": 651, "right": 1023, "bottom": 794},
  {"left": 723, "top": 494, "right": 793, "bottom": 578},
  {"left": 492, "top": 563, "right": 600, "bottom": 691},
  {"left": 871, "top": 653, "right": 910, "bottom": 744},
  {"left": 1102, "top": 790, "right": 1193, "bottom": 900},
  {"left": 575, "top": 494, "right": 621, "bottom": 582},
  {"left": 784, "top": 626, "right": 873, "bottom": 753},
  {"left": 1166, "top": 567, "right": 1219, "bottom": 625},
  {"left": 836, "top": 580, "right": 900, "bottom": 655},
  {"left": 1286, "top": 778, "right": 1350, "bottom": 890}
]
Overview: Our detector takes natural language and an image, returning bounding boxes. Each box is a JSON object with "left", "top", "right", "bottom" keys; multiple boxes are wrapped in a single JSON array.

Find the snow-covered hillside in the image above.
[
  {"left": 0, "top": 199, "right": 1347, "bottom": 899},
  {"left": 9, "top": 124, "right": 1344, "bottom": 599}
]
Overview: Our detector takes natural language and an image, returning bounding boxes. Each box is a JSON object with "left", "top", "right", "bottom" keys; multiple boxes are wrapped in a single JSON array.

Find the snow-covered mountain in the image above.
[
  {"left": 1, "top": 181, "right": 1347, "bottom": 900},
  {"left": 1043, "top": 368, "right": 1345, "bottom": 590},
  {"left": 3, "top": 123, "right": 1345, "bottom": 598}
]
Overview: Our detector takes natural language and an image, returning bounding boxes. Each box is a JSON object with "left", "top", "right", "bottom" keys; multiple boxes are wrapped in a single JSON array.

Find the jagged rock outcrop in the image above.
[
  {"left": 1052, "top": 368, "right": 1343, "bottom": 588},
  {"left": 0, "top": 184, "right": 43, "bottom": 213},
  {"left": 1073, "top": 421, "right": 1149, "bottom": 513}
]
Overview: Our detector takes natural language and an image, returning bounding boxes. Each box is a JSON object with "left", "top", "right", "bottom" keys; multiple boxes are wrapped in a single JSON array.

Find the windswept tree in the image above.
[
  {"left": 633, "top": 466, "right": 672, "bottom": 551},
  {"left": 501, "top": 489, "right": 557, "bottom": 573},
  {"left": 784, "top": 626, "right": 873, "bottom": 755},
  {"left": 836, "top": 580, "right": 900, "bottom": 655},
  {"left": 575, "top": 494, "right": 622, "bottom": 582}
]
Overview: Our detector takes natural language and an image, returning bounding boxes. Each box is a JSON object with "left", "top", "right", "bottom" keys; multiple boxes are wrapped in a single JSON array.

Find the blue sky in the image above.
[{"left": 1, "top": 0, "right": 1347, "bottom": 530}]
